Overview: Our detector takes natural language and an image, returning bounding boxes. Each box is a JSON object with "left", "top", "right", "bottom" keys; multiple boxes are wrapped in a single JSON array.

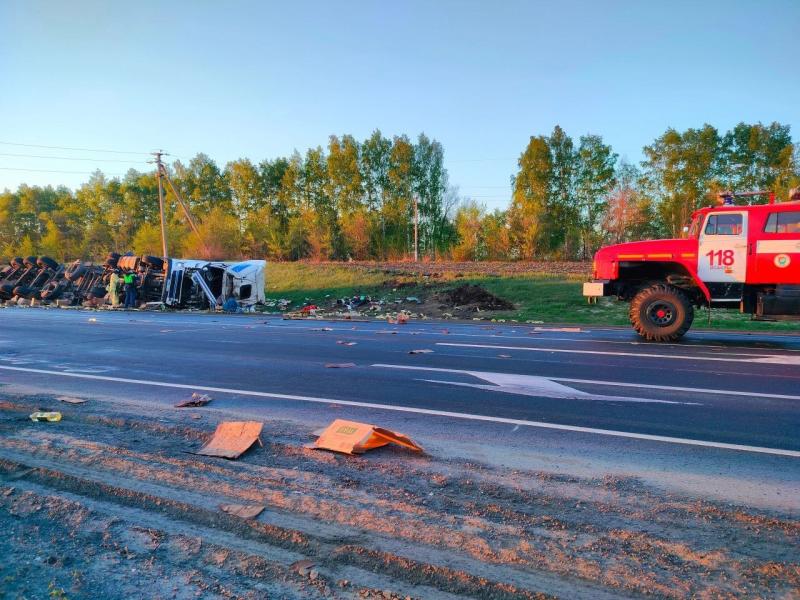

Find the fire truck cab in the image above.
[{"left": 584, "top": 190, "right": 800, "bottom": 341}]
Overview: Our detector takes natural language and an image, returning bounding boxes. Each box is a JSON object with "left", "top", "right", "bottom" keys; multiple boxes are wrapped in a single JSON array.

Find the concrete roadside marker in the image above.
[
  {"left": 194, "top": 421, "right": 263, "bottom": 459},
  {"left": 312, "top": 419, "right": 424, "bottom": 455}
]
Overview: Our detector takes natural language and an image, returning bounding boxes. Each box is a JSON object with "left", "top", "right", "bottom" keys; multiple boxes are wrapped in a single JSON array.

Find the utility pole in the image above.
[
  {"left": 151, "top": 150, "right": 169, "bottom": 258},
  {"left": 413, "top": 195, "right": 419, "bottom": 262}
]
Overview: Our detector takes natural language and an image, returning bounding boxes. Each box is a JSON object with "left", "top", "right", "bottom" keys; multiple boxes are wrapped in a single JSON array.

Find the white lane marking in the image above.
[
  {"left": 435, "top": 342, "right": 800, "bottom": 365},
  {"left": 418, "top": 378, "right": 697, "bottom": 405},
  {"left": 0, "top": 364, "right": 796, "bottom": 458},
  {"left": 373, "top": 364, "right": 800, "bottom": 402}
]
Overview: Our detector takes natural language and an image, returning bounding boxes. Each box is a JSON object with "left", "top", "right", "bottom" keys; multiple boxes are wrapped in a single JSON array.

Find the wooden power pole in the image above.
[
  {"left": 413, "top": 195, "right": 419, "bottom": 262},
  {"left": 152, "top": 150, "right": 169, "bottom": 258}
]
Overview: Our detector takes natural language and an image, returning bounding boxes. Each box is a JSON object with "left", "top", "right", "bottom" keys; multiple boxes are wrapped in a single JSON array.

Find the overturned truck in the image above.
[{"left": 0, "top": 253, "right": 266, "bottom": 311}]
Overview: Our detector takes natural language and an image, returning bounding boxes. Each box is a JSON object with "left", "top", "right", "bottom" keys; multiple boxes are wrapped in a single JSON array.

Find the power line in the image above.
[
  {"left": 0, "top": 152, "right": 149, "bottom": 164},
  {"left": 0, "top": 140, "right": 151, "bottom": 155},
  {"left": 0, "top": 166, "right": 129, "bottom": 176}
]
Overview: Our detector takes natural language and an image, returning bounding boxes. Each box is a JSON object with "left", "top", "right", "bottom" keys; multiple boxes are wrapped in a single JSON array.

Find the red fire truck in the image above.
[{"left": 583, "top": 190, "right": 800, "bottom": 341}]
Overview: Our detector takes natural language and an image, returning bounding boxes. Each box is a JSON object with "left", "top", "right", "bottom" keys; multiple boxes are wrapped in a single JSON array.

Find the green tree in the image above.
[
  {"left": 641, "top": 125, "right": 721, "bottom": 236},
  {"left": 509, "top": 135, "right": 553, "bottom": 259},
  {"left": 575, "top": 135, "right": 617, "bottom": 257}
]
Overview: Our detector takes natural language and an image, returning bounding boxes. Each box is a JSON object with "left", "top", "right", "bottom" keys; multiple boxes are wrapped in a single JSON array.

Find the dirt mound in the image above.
[{"left": 434, "top": 284, "right": 514, "bottom": 311}]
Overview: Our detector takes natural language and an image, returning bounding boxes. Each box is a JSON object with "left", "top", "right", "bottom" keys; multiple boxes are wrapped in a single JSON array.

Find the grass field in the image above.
[{"left": 266, "top": 262, "right": 799, "bottom": 333}]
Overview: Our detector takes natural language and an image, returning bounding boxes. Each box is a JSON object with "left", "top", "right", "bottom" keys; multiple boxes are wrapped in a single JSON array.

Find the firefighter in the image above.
[
  {"left": 123, "top": 270, "right": 138, "bottom": 309},
  {"left": 107, "top": 269, "right": 121, "bottom": 308}
]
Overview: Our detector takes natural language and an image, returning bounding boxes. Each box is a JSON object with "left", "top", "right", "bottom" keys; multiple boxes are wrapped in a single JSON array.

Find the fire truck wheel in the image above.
[{"left": 629, "top": 284, "right": 694, "bottom": 342}]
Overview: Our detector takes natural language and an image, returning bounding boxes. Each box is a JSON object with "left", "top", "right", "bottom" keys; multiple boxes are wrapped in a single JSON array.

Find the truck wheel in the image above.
[
  {"left": 141, "top": 255, "right": 164, "bottom": 270},
  {"left": 37, "top": 256, "right": 59, "bottom": 270},
  {"left": 629, "top": 284, "right": 694, "bottom": 342},
  {"left": 66, "top": 265, "right": 87, "bottom": 282}
]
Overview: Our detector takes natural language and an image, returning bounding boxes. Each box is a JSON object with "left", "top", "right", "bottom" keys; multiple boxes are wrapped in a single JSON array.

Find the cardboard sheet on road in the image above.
[
  {"left": 313, "top": 419, "right": 424, "bottom": 455},
  {"left": 194, "top": 421, "right": 263, "bottom": 459}
]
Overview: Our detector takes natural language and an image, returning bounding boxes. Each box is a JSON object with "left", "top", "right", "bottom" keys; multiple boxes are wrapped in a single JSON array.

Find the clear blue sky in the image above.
[{"left": 1, "top": 0, "right": 797, "bottom": 209}]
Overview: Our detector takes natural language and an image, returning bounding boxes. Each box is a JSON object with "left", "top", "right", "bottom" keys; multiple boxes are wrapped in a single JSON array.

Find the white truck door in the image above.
[{"left": 698, "top": 212, "right": 748, "bottom": 289}]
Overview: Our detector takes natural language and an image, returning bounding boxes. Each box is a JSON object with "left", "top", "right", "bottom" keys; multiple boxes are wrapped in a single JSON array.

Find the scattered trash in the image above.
[
  {"left": 497, "top": 354, "right": 512, "bottom": 358},
  {"left": 219, "top": 504, "right": 265, "bottom": 519},
  {"left": 405, "top": 296, "right": 421, "bottom": 303},
  {"left": 29, "top": 411, "right": 62, "bottom": 422},
  {"left": 408, "top": 349, "right": 433, "bottom": 355},
  {"left": 175, "top": 393, "right": 212, "bottom": 408},
  {"left": 194, "top": 421, "right": 263, "bottom": 459},
  {"left": 396, "top": 313, "right": 409, "bottom": 324},
  {"left": 2, "top": 487, "right": 13, "bottom": 496},
  {"left": 312, "top": 418, "right": 424, "bottom": 455},
  {"left": 300, "top": 305, "right": 318, "bottom": 314},
  {"left": 336, "top": 340, "right": 357, "bottom": 346},
  {"left": 311, "top": 327, "right": 333, "bottom": 331},
  {"left": 325, "top": 363, "right": 356, "bottom": 368},
  {"left": 57, "top": 396, "right": 87, "bottom": 404},
  {"left": 291, "top": 559, "right": 316, "bottom": 577},
  {"left": 87, "top": 318, "right": 97, "bottom": 323}
]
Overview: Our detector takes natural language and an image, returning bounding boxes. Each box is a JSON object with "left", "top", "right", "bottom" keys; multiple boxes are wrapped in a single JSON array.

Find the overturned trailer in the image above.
[{"left": 0, "top": 253, "right": 266, "bottom": 311}]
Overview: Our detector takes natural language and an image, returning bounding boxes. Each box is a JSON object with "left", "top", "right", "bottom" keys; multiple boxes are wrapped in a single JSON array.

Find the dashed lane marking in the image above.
[{"left": 0, "top": 364, "right": 797, "bottom": 458}]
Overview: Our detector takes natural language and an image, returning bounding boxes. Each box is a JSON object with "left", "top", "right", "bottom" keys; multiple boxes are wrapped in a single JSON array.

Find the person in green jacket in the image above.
[
  {"left": 123, "top": 270, "right": 138, "bottom": 309},
  {"left": 107, "top": 269, "right": 121, "bottom": 308}
]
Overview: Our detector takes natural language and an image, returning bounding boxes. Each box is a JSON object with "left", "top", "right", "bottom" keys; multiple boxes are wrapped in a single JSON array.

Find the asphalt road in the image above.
[{"left": 1, "top": 307, "right": 798, "bottom": 509}]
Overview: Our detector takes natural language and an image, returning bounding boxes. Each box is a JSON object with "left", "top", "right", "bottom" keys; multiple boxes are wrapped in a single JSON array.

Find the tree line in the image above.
[{"left": 1, "top": 123, "right": 797, "bottom": 263}]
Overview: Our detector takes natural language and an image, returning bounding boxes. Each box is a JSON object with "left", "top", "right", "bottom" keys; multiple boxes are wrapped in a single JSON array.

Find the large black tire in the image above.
[
  {"left": 37, "top": 256, "right": 59, "bottom": 270},
  {"left": 66, "top": 265, "right": 87, "bottom": 282},
  {"left": 89, "top": 286, "right": 108, "bottom": 299},
  {"left": 40, "top": 282, "right": 63, "bottom": 300},
  {"left": 13, "top": 286, "right": 36, "bottom": 299},
  {"left": 629, "top": 284, "right": 694, "bottom": 342},
  {"left": 141, "top": 255, "right": 164, "bottom": 270}
]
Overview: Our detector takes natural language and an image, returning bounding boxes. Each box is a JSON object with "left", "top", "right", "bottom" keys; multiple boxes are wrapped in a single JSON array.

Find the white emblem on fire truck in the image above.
[{"left": 774, "top": 254, "right": 791, "bottom": 268}]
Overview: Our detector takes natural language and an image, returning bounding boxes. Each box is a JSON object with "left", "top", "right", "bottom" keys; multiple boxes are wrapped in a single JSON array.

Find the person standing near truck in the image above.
[
  {"left": 123, "top": 270, "right": 138, "bottom": 309},
  {"left": 107, "top": 269, "right": 121, "bottom": 308}
]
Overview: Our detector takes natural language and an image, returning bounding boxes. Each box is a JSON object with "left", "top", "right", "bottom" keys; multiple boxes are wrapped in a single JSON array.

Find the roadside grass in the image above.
[{"left": 266, "top": 262, "right": 799, "bottom": 333}]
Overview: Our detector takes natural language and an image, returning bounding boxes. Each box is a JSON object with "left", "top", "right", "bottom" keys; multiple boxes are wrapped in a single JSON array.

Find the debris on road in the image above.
[
  {"left": 534, "top": 326, "right": 582, "bottom": 333},
  {"left": 325, "top": 363, "right": 356, "bottom": 369},
  {"left": 175, "top": 393, "right": 213, "bottom": 408},
  {"left": 336, "top": 340, "right": 357, "bottom": 346},
  {"left": 56, "top": 396, "right": 87, "bottom": 404},
  {"left": 29, "top": 411, "right": 62, "bottom": 422},
  {"left": 497, "top": 354, "right": 512, "bottom": 358},
  {"left": 408, "top": 349, "right": 433, "bottom": 355},
  {"left": 312, "top": 419, "right": 424, "bottom": 455},
  {"left": 219, "top": 504, "right": 265, "bottom": 519},
  {"left": 290, "top": 559, "right": 317, "bottom": 577},
  {"left": 311, "top": 327, "right": 333, "bottom": 331},
  {"left": 194, "top": 421, "right": 263, "bottom": 459}
]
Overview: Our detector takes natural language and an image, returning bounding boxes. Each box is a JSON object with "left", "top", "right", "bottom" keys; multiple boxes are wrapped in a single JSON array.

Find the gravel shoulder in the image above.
[{"left": 1, "top": 391, "right": 798, "bottom": 599}]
